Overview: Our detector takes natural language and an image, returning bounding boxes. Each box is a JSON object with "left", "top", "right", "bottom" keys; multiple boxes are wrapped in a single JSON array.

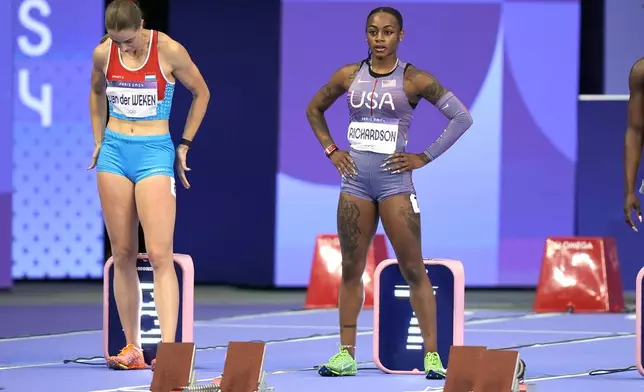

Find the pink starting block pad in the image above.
[
  {"left": 373, "top": 258, "right": 465, "bottom": 375},
  {"left": 102, "top": 253, "right": 195, "bottom": 364},
  {"left": 636, "top": 267, "right": 644, "bottom": 376}
]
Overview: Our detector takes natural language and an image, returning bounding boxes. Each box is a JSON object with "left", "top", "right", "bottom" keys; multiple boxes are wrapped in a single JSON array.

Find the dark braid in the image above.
[
  {"left": 366, "top": 7, "right": 403, "bottom": 29},
  {"left": 364, "top": 7, "right": 404, "bottom": 63}
]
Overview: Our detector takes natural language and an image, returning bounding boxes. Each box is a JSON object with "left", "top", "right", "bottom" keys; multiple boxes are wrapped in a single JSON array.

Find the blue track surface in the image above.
[{"left": 0, "top": 309, "right": 638, "bottom": 391}]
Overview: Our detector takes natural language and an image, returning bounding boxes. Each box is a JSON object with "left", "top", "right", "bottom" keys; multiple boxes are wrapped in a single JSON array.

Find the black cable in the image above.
[
  {"left": 62, "top": 330, "right": 375, "bottom": 366},
  {"left": 495, "top": 331, "right": 635, "bottom": 351},
  {"left": 61, "top": 314, "right": 641, "bottom": 380},
  {"left": 61, "top": 313, "right": 533, "bottom": 366},
  {"left": 494, "top": 332, "right": 638, "bottom": 378},
  {"left": 63, "top": 356, "right": 106, "bottom": 365},
  {"left": 588, "top": 366, "right": 637, "bottom": 376}
]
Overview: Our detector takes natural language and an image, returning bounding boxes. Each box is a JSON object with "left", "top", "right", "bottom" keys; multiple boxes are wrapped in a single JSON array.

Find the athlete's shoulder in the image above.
[
  {"left": 157, "top": 31, "right": 186, "bottom": 55},
  {"left": 92, "top": 39, "right": 111, "bottom": 68},
  {"left": 401, "top": 63, "right": 450, "bottom": 104},
  {"left": 630, "top": 57, "right": 644, "bottom": 82},
  {"left": 332, "top": 60, "right": 365, "bottom": 86},
  {"left": 336, "top": 60, "right": 364, "bottom": 77},
  {"left": 627, "top": 57, "right": 644, "bottom": 95},
  {"left": 403, "top": 63, "right": 431, "bottom": 81},
  {"left": 402, "top": 64, "right": 445, "bottom": 87}
]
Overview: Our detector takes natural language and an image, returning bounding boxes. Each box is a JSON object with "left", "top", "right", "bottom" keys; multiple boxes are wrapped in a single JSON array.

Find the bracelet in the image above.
[
  {"left": 324, "top": 144, "right": 338, "bottom": 157},
  {"left": 179, "top": 138, "right": 192, "bottom": 148}
]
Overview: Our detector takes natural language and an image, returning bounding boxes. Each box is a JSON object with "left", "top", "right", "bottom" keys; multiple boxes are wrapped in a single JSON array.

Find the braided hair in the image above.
[{"left": 364, "top": 7, "right": 403, "bottom": 63}]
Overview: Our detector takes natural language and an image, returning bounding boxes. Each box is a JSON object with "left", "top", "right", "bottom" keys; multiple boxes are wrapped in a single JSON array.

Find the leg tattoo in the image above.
[
  {"left": 381, "top": 195, "right": 438, "bottom": 355},
  {"left": 335, "top": 194, "right": 377, "bottom": 361},
  {"left": 338, "top": 196, "right": 362, "bottom": 258},
  {"left": 399, "top": 202, "right": 421, "bottom": 243}
]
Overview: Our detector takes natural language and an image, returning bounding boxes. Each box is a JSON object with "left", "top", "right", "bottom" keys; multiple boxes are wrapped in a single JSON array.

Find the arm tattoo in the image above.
[
  {"left": 347, "top": 62, "right": 361, "bottom": 85},
  {"left": 306, "top": 64, "right": 358, "bottom": 148},
  {"left": 316, "top": 84, "right": 338, "bottom": 112},
  {"left": 404, "top": 66, "right": 447, "bottom": 105},
  {"left": 419, "top": 72, "right": 447, "bottom": 105},
  {"left": 306, "top": 84, "right": 338, "bottom": 147}
]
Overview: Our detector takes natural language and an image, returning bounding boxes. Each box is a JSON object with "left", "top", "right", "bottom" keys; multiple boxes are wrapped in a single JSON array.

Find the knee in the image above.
[
  {"left": 111, "top": 246, "right": 137, "bottom": 269},
  {"left": 341, "top": 259, "right": 364, "bottom": 284},
  {"left": 146, "top": 246, "right": 174, "bottom": 271},
  {"left": 399, "top": 262, "right": 425, "bottom": 287}
]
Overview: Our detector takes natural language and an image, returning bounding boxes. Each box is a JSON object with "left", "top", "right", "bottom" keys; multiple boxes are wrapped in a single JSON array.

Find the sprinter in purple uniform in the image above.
[
  {"left": 306, "top": 7, "right": 473, "bottom": 379},
  {"left": 624, "top": 58, "right": 644, "bottom": 230}
]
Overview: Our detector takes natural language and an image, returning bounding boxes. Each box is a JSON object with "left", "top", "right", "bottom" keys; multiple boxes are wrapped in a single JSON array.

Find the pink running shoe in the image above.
[{"left": 106, "top": 344, "right": 148, "bottom": 370}]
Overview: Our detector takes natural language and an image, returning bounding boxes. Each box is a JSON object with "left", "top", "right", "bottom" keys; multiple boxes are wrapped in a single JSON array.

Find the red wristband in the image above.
[{"left": 324, "top": 144, "right": 338, "bottom": 157}]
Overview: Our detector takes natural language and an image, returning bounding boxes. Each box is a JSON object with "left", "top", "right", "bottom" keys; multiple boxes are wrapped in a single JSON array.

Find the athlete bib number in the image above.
[
  {"left": 347, "top": 119, "right": 399, "bottom": 154},
  {"left": 106, "top": 80, "right": 158, "bottom": 118}
]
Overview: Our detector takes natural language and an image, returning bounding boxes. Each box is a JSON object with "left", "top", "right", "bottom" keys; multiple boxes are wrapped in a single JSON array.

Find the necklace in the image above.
[{"left": 370, "top": 57, "right": 399, "bottom": 74}]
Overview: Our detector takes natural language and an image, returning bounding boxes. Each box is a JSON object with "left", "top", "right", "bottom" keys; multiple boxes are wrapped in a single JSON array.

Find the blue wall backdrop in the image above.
[
  {"left": 7, "top": 0, "right": 104, "bottom": 289},
  {"left": 603, "top": 0, "right": 644, "bottom": 94},
  {"left": 3, "top": 0, "right": 644, "bottom": 292},
  {"left": 576, "top": 98, "right": 642, "bottom": 291},
  {"left": 275, "top": 0, "right": 580, "bottom": 288},
  {"left": 0, "top": 0, "right": 13, "bottom": 289},
  {"left": 168, "top": 0, "right": 280, "bottom": 286}
]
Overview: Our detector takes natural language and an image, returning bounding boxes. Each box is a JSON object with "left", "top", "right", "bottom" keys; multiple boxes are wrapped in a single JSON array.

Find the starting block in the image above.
[
  {"left": 373, "top": 258, "right": 465, "bottom": 374},
  {"left": 533, "top": 237, "right": 624, "bottom": 313},
  {"left": 103, "top": 253, "right": 195, "bottom": 365},
  {"left": 304, "top": 233, "right": 388, "bottom": 309},
  {"left": 150, "top": 341, "right": 274, "bottom": 392},
  {"left": 150, "top": 342, "right": 196, "bottom": 392},
  {"left": 443, "top": 346, "right": 533, "bottom": 392}
]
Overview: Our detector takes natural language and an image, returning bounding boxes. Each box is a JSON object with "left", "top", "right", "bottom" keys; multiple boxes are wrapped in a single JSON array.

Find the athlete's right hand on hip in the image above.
[
  {"left": 330, "top": 150, "right": 357, "bottom": 179},
  {"left": 87, "top": 144, "right": 101, "bottom": 170}
]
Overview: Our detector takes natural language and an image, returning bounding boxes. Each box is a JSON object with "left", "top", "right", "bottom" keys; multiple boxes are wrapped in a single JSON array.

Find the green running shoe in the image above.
[
  {"left": 424, "top": 352, "right": 447, "bottom": 380},
  {"left": 318, "top": 346, "right": 358, "bottom": 377}
]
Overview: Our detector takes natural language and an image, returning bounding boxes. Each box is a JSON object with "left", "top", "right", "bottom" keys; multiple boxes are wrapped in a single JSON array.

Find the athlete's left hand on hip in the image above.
[
  {"left": 381, "top": 152, "right": 429, "bottom": 174},
  {"left": 176, "top": 145, "right": 191, "bottom": 189}
]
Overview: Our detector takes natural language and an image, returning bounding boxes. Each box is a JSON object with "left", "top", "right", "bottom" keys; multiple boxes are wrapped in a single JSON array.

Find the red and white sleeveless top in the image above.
[{"left": 105, "top": 30, "right": 175, "bottom": 121}]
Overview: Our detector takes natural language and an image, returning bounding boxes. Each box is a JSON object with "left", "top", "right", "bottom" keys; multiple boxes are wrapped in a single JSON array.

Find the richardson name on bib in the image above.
[{"left": 348, "top": 124, "right": 398, "bottom": 143}]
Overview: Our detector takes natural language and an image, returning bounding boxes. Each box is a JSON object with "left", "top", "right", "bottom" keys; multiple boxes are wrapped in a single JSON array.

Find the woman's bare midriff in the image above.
[{"left": 106, "top": 117, "right": 170, "bottom": 136}]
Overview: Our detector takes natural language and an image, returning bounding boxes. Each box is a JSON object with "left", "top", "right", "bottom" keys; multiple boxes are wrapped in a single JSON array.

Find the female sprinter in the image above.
[
  {"left": 306, "top": 7, "right": 473, "bottom": 379},
  {"left": 88, "top": 0, "right": 209, "bottom": 370}
]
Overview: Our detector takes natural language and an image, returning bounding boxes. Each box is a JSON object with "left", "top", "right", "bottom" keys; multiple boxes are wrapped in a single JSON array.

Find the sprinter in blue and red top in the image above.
[
  {"left": 306, "top": 7, "right": 473, "bottom": 380},
  {"left": 88, "top": 0, "right": 210, "bottom": 371}
]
